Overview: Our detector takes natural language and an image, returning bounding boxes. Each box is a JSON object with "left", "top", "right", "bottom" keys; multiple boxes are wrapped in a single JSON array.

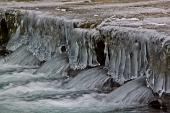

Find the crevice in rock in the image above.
[
  {"left": 61, "top": 45, "right": 67, "bottom": 53},
  {"left": 102, "top": 77, "right": 121, "bottom": 92},
  {"left": 149, "top": 93, "right": 169, "bottom": 112},
  {"left": 0, "top": 18, "right": 9, "bottom": 46},
  {"left": 95, "top": 40, "right": 105, "bottom": 66}
]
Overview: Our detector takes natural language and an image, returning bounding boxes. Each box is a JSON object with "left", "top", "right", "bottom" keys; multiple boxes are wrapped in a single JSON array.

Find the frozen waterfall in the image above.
[{"left": 0, "top": 9, "right": 170, "bottom": 112}]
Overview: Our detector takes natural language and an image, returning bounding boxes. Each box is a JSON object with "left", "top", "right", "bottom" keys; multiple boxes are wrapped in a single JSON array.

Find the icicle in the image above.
[
  {"left": 130, "top": 41, "right": 139, "bottom": 79},
  {"left": 78, "top": 34, "right": 88, "bottom": 69},
  {"left": 137, "top": 43, "right": 142, "bottom": 74},
  {"left": 118, "top": 48, "right": 126, "bottom": 83},
  {"left": 87, "top": 31, "right": 100, "bottom": 67},
  {"left": 124, "top": 52, "right": 131, "bottom": 80},
  {"left": 157, "top": 73, "right": 166, "bottom": 97},
  {"left": 108, "top": 46, "right": 116, "bottom": 77},
  {"left": 69, "top": 41, "right": 79, "bottom": 69},
  {"left": 87, "top": 42, "right": 93, "bottom": 66},
  {"left": 140, "top": 42, "right": 148, "bottom": 72},
  {"left": 104, "top": 42, "right": 109, "bottom": 68},
  {"left": 165, "top": 74, "right": 170, "bottom": 93},
  {"left": 115, "top": 47, "right": 121, "bottom": 80}
]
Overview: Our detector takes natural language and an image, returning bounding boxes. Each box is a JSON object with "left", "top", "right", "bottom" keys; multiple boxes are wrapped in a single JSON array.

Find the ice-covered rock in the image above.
[
  {"left": 99, "top": 25, "right": 170, "bottom": 94},
  {"left": 2, "top": 9, "right": 170, "bottom": 95}
]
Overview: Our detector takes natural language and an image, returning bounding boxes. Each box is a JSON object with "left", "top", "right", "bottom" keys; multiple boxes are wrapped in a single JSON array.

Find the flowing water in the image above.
[
  {"left": 0, "top": 3, "right": 170, "bottom": 112},
  {"left": 0, "top": 48, "right": 159, "bottom": 113},
  {"left": 0, "top": 62, "right": 164, "bottom": 113}
]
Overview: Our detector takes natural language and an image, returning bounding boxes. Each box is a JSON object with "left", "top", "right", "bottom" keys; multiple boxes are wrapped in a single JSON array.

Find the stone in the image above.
[
  {"left": 149, "top": 97, "right": 168, "bottom": 112},
  {"left": 0, "top": 46, "right": 10, "bottom": 56}
]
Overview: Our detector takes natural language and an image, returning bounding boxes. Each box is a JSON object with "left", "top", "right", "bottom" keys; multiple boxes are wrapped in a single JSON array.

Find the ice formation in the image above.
[{"left": 1, "top": 9, "right": 170, "bottom": 96}]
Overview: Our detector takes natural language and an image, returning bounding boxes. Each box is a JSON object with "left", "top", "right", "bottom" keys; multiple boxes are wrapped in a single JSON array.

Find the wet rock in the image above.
[
  {"left": 67, "top": 68, "right": 84, "bottom": 77},
  {"left": 149, "top": 95, "right": 168, "bottom": 112},
  {"left": 149, "top": 99, "right": 167, "bottom": 112},
  {"left": 0, "top": 46, "right": 11, "bottom": 56},
  {"left": 102, "top": 77, "right": 120, "bottom": 92}
]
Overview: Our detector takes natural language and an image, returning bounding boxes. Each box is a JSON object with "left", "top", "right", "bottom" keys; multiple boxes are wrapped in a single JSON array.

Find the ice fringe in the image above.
[{"left": 3, "top": 10, "right": 170, "bottom": 94}]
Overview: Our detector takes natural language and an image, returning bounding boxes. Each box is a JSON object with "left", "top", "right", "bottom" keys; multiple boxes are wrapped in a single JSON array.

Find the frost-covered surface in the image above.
[
  {"left": 99, "top": 25, "right": 170, "bottom": 94},
  {"left": 68, "top": 28, "right": 100, "bottom": 69},
  {"left": 98, "top": 16, "right": 170, "bottom": 94},
  {"left": 7, "top": 11, "right": 76, "bottom": 61},
  {"left": 1, "top": 9, "right": 170, "bottom": 95},
  {"left": 5, "top": 10, "right": 100, "bottom": 70}
]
